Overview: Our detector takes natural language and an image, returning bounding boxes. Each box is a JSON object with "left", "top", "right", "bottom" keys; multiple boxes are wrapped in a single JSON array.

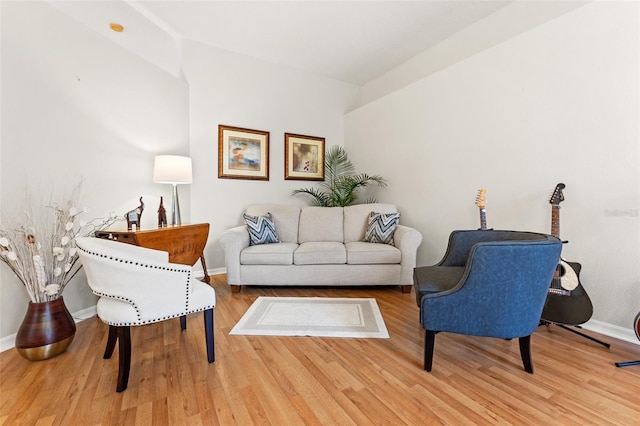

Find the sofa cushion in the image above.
[
  {"left": 243, "top": 212, "right": 280, "bottom": 245},
  {"left": 363, "top": 212, "right": 400, "bottom": 245},
  {"left": 346, "top": 242, "right": 401, "bottom": 265},
  {"left": 344, "top": 203, "right": 398, "bottom": 243},
  {"left": 294, "top": 242, "right": 346, "bottom": 265},
  {"left": 245, "top": 204, "right": 300, "bottom": 243},
  {"left": 298, "top": 207, "right": 344, "bottom": 243},
  {"left": 241, "top": 242, "right": 298, "bottom": 265}
]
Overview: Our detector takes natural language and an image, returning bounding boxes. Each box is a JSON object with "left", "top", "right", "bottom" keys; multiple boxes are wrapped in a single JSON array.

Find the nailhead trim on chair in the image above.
[
  {"left": 78, "top": 245, "right": 212, "bottom": 327},
  {"left": 100, "top": 305, "right": 216, "bottom": 327},
  {"left": 93, "top": 290, "right": 142, "bottom": 322}
]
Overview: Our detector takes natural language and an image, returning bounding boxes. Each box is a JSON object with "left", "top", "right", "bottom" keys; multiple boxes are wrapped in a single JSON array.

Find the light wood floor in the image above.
[{"left": 1, "top": 274, "right": 639, "bottom": 425}]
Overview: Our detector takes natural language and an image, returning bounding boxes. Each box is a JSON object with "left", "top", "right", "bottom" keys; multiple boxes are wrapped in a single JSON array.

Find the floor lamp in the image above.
[{"left": 153, "top": 155, "right": 192, "bottom": 226}]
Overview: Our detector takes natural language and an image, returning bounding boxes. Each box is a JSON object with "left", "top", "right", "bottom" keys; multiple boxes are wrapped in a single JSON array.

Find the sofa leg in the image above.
[
  {"left": 180, "top": 315, "right": 187, "bottom": 331},
  {"left": 519, "top": 335, "right": 534, "bottom": 374},
  {"left": 424, "top": 330, "right": 436, "bottom": 372},
  {"left": 230, "top": 285, "right": 242, "bottom": 293},
  {"left": 401, "top": 285, "right": 412, "bottom": 293}
]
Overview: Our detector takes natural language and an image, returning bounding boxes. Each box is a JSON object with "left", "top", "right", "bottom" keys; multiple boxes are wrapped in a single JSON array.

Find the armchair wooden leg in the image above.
[
  {"left": 116, "top": 326, "right": 131, "bottom": 393},
  {"left": 104, "top": 325, "right": 118, "bottom": 359},
  {"left": 401, "top": 285, "right": 412, "bottom": 294},
  {"left": 519, "top": 335, "right": 534, "bottom": 374},
  {"left": 424, "top": 330, "right": 436, "bottom": 372},
  {"left": 204, "top": 308, "right": 215, "bottom": 363},
  {"left": 180, "top": 315, "right": 187, "bottom": 331}
]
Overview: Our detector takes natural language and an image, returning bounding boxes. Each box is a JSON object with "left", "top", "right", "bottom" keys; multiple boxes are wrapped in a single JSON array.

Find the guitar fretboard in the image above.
[
  {"left": 550, "top": 203, "right": 568, "bottom": 293},
  {"left": 479, "top": 209, "right": 487, "bottom": 230},
  {"left": 551, "top": 205, "right": 561, "bottom": 238}
]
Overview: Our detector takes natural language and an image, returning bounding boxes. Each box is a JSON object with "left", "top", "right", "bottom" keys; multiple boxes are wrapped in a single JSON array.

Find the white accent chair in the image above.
[{"left": 76, "top": 237, "right": 216, "bottom": 392}]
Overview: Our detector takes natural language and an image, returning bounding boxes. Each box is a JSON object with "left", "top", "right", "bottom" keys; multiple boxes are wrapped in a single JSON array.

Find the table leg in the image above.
[{"left": 200, "top": 255, "right": 210, "bottom": 283}]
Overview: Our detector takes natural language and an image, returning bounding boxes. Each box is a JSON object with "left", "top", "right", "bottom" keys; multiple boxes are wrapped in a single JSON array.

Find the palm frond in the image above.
[
  {"left": 292, "top": 146, "right": 386, "bottom": 207},
  {"left": 325, "top": 146, "right": 354, "bottom": 189},
  {"left": 291, "top": 188, "right": 331, "bottom": 207}
]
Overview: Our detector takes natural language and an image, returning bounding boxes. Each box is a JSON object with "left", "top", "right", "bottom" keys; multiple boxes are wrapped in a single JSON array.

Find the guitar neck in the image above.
[
  {"left": 479, "top": 208, "right": 487, "bottom": 230},
  {"left": 551, "top": 205, "right": 560, "bottom": 238}
]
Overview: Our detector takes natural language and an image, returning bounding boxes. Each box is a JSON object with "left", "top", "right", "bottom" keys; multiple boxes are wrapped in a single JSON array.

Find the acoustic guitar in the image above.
[
  {"left": 475, "top": 188, "right": 488, "bottom": 230},
  {"left": 541, "top": 183, "right": 594, "bottom": 325}
]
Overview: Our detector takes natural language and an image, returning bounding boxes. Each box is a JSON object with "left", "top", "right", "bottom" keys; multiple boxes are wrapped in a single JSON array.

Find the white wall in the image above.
[
  {"left": 345, "top": 2, "right": 639, "bottom": 333},
  {"left": 0, "top": 1, "right": 189, "bottom": 339},
  {"left": 358, "top": 1, "right": 586, "bottom": 106},
  {"left": 180, "top": 40, "right": 360, "bottom": 269},
  {"left": 2, "top": 0, "right": 636, "bottom": 344}
]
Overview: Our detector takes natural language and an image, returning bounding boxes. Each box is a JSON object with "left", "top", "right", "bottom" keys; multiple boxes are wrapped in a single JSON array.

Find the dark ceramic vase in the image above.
[{"left": 15, "top": 297, "right": 76, "bottom": 361}]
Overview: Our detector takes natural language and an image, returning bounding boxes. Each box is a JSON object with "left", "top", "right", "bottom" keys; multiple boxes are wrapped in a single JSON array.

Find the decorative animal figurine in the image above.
[
  {"left": 157, "top": 196, "right": 167, "bottom": 228},
  {"left": 125, "top": 197, "right": 144, "bottom": 231}
]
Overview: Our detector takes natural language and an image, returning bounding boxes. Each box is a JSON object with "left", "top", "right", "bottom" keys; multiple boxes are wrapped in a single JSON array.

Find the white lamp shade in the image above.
[{"left": 153, "top": 155, "right": 192, "bottom": 184}]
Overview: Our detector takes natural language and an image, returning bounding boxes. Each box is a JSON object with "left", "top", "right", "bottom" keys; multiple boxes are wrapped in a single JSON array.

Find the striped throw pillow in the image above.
[
  {"left": 243, "top": 212, "right": 280, "bottom": 245},
  {"left": 363, "top": 212, "right": 400, "bottom": 245}
]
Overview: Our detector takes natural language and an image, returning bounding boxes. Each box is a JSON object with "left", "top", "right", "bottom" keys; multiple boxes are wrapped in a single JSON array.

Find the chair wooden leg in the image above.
[
  {"left": 180, "top": 315, "right": 187, "bottom": 331},
  {"left": 116, "top": 326, "right": 131, "bottom": 392},
  {"left": 424, "top": 330, "right": 436, "bottom": 372},
  {"left": 401, "top": 285, "right": 412, "bottom": 293},
  {"left": 519, "top": 335, "right": 534, "bottom": 374},
  {"left": 103, "top": 325, "right": 118, "bottom": 359},
  {"left": 204, "top": 308, "right": 215, "bottom": 363}
]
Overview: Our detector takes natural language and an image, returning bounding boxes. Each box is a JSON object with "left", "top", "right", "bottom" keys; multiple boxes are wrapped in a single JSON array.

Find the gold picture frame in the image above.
[
  {"left": 218, "top": 125, "right": 270, "bottom": 180},
  {"left": 284, "top": 133, "right": 325, "bottom": 181}
]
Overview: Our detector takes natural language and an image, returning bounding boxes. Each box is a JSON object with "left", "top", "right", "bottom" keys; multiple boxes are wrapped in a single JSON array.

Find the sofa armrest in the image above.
[
  {"left": 394, "top": 225, "right": 423, "bottom": 285},
  {"left": 219, "top": 225, "right": 250, "bottom": 284}
]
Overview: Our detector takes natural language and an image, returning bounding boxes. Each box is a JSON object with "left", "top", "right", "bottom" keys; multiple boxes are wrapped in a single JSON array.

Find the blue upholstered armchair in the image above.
[{"left": 414, "top": 230, "right": 562, "bottom": 373}]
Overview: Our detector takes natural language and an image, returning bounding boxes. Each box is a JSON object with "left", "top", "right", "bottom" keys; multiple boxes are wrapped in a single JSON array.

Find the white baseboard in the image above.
[
  {"left": 581, "top": 319, "right": 639, "bottom": 345},
  {"left": 73, "top": 306, "right": 98, "bottom": 321},
  {"left": 0, "top": 336, "right": 16, "bottom": 353},
  {"left": 204, "top": 267, "right": 226, "bottom": 277}
]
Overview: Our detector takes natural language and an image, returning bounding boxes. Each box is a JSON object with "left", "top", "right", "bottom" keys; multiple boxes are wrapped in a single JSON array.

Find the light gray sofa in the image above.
[{"left": 220, "top": 203, "right": 422, "bottom": 293}]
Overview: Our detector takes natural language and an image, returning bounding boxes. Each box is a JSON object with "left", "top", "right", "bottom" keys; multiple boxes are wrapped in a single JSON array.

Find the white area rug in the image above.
[{"left": 230, "top": 297, "right": 389, "bottom": 338}]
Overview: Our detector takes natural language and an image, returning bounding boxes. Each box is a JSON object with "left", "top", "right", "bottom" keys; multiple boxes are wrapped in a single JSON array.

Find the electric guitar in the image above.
[
  {"left": 475, "top": 188, "right": 488, "bottom": 230},
  {"left": 541, "top": 183, "right": 593, "bottom": 325}
]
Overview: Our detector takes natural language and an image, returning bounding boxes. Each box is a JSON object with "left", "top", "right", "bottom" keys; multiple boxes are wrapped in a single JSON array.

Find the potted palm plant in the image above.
[{"left": 292, "top": 145, "right": 386, "bottom": 206}]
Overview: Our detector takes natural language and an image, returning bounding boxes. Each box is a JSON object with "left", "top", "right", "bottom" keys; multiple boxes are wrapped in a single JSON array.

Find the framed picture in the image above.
[
  {"left": 284, "top": 133, "right": 325, "bottom": 181},
  {"left": 218, "top": 125, "right": 270, "bottom": 180}
]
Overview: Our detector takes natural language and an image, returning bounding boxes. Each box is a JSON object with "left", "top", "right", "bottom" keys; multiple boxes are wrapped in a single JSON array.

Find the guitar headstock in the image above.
[
  {"left": 549, "top": 183, "right": 566, "bottom": 206},
  {"left": 475, "top": 188, "right": 487, "bottom": 209}
]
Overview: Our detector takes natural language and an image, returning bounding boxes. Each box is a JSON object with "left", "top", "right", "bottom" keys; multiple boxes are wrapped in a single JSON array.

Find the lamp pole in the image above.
[{"left": 171, "top": 183, "right": 181, "bottom": 225}]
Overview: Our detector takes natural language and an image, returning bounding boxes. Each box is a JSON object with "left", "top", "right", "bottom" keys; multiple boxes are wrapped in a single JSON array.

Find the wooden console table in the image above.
[{"left": 95, "top": 223, "right": 210, "bottom": 283}]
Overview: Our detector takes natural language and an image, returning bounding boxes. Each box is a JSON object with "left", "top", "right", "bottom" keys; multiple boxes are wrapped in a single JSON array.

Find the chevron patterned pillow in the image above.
[
  {"left": 363, "top": 212, "right": 400, "bottom": 245},
  {"left": 243, "top": 212, "right": 280, "bottom": 245}
]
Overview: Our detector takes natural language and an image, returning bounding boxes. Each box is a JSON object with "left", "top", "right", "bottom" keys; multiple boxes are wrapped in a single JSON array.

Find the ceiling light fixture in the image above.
[{"left": 109, "top": 23, "right": 124, "bottom": 33}]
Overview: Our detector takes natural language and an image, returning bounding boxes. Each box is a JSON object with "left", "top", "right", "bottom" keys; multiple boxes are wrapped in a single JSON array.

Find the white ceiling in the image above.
[
  {"left": 138, "top": 0, "right": 511, "bottom": 85},
  {"left": 46, "top": 1, "right": 584, "bottom": 86},
  {"left": 47, "top": 0, "right": 512, "bottom": 84}
]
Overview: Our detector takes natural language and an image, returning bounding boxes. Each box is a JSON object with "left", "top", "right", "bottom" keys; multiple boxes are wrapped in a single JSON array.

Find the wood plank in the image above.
[{"left": 1, "top": 274, "right": 638, "bottom": 424}]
